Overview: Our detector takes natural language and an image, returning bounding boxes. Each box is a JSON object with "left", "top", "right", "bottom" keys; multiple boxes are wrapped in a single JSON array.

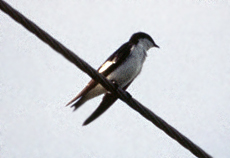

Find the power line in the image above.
[{"left": 0, "top": 1, "right": 212, "bottom": 157}]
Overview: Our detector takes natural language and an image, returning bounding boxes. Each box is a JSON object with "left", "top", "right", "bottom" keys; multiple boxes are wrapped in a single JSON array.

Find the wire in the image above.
[{"left": 0, "top": 1, "right": 212, "bottom": 157}]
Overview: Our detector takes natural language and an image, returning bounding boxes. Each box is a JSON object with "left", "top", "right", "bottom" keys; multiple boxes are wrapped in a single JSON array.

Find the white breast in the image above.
[{"left": 106, "top": 45, "right": 146, "bottom": 88}]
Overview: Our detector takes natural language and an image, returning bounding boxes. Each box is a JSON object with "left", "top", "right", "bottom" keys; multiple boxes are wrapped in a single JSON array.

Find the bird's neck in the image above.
[{"left": 137, "top": 39, "right": 153, "bottom": 51}]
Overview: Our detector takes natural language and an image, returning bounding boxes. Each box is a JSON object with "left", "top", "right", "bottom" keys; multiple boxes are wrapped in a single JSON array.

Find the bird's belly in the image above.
[{"left": 106, "top": 55, "right": 143, "bottom": 88}]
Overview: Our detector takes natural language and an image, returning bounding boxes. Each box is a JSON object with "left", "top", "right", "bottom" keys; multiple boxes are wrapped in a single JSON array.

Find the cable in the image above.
[{"left": 0, "top": 1, "right": 212, "bottom": 157}]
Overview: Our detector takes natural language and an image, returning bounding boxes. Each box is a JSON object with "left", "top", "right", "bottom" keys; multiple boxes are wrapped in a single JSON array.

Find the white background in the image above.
[{"left": 1, "top": 0, "right": 230, "bottom": 157}]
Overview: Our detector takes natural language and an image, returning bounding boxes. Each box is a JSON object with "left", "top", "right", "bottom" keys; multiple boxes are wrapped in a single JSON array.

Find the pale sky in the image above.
[{"left": 1, "top": 1, "right": 230, "bottom": 158}]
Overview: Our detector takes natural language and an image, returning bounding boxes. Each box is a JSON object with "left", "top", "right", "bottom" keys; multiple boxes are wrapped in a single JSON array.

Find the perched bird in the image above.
[{"left": 66, "top": 32, "right": 159, "bottom": 125}]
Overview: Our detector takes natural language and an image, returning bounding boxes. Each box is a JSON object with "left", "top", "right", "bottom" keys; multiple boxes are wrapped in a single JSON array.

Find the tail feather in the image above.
[
  {"left": 66, "top": 79, "right": 98, "bottom": 106},
  {"left": 66, "top": 94, "right": 82, "bottom": 106},
  {"left": 83, "top": 93, "right": 118, "bottom": 126},
  {"left": 82, "top": 79, "right": 134, "bottom": 125},
  {"left": 71, "top": 96, "right": 87, "bottom": 111}
]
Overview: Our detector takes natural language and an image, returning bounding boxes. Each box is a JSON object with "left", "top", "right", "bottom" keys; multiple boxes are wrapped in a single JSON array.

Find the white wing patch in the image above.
[
  {"left": 130, "top": 45, "right": 135, "bottom": 51},
  {"left": 98, "top": 60, "right": 115, "bottom": 73}
]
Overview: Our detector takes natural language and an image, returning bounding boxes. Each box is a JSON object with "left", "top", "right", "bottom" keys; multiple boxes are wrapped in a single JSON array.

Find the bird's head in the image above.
[{"left": 129, "top": 32, "right": 159, "bottom": 51}]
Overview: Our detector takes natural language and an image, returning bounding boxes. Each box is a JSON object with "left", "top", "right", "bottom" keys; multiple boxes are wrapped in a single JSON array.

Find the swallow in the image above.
[{"left": 66, "top": 32, "right": 159, "bottom": 125}]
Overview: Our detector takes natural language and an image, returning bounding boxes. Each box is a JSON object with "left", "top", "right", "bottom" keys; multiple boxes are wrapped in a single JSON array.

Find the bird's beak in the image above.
[{"left": 154, "top": 44, "right": 160, "bottom": 48}]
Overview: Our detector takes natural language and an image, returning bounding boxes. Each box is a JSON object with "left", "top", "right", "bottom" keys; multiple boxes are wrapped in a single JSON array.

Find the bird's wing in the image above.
[
  {"left": 83, "top": 80, "right": 134, "bottom": 126},
  {"left": 66, "top": 79, "right": 97, "bottom": 106},
  {"left": 83, "top": 93, "right": 117, "bottom": 126},
  {"left": 66, "top": 42, "right": 132, "bottom": 106},
  {"left": 97, "top": 42, "right": 133, "bottom": 76}
]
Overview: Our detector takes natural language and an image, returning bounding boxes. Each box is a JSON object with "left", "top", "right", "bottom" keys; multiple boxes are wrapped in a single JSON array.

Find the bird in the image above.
[{"left": 66, "top": 32, "right": 159, "bottom": 126}]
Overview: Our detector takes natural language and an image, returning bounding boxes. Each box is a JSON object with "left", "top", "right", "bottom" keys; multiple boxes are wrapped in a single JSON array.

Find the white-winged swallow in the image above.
[{"left": 66, "top": 32, "right": 159, "bottom": 125}]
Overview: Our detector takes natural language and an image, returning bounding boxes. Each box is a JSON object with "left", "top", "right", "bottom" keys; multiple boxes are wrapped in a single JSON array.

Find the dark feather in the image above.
[
  {"left": 83, "top": 93, "right": 117, "bottom": 126},
  {"left": 98, "top": 42, "right": 133, "bottom": 76},
  {"left": 67, "top": 42, "right": 133, "bottom": 109},
  {"left": 83, "top": 80, "right": 134, "bottom": 125},
  {"left": 66, "top": 80, "right": 97, "bottom": 106}
]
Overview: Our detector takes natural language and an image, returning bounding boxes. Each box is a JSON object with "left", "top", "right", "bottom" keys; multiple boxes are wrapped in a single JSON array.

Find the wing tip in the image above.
[
  {"left": 82, "top": 120, "right": 89, "bottom": 126},
  {"left": 66, "top": 94, "right": 82, "bottom": 107},
  {"left": 67, "top": 96, "right": 86, "bottom": 112}
]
